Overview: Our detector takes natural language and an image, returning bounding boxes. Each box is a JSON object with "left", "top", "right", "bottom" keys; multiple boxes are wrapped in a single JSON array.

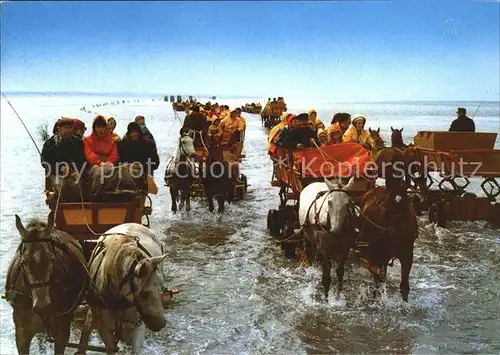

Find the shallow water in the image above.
[{"left": 1, "top": 95, "right": 499, "bottom": 354}]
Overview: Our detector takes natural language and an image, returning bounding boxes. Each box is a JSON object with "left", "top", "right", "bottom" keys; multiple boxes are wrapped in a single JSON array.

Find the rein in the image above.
[{"left": 304, "top": 189, "right": 356, "bottom": 233}]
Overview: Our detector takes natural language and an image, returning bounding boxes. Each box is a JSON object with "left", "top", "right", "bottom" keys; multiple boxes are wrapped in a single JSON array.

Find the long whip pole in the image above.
[{"left": 1, "top": 91, "right": 41, "bottom": 155}]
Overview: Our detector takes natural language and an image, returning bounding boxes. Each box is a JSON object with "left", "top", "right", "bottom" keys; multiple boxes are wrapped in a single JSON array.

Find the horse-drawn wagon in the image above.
[
  {"left": 266, "top": 142, "right": 374, "bottom": 254},
  {"left": 407, "top": 131, "right": 500, "bottom": 227},
  {"left": 266, "top": 138, "right": 422, "bottom": 302},
  {"left": 2, "top": 173, "right": 160, "bottom": 354},
  {"left": 261, "top": 98, "right": 287, "bottom": 129},
  {"left": 165, "top": 127, "right": 249, "bottom": 214}
]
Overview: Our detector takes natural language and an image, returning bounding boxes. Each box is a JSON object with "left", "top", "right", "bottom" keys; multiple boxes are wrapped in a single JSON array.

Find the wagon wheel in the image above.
[
  {"left": 481, "top": 178, "right": 500, "bottom": 201},
  {"left": 267, "top": 209, "right": 281, "bottom": 237},
  {"left": 428, "top": 201, "right": 446, "bottom": 228}
]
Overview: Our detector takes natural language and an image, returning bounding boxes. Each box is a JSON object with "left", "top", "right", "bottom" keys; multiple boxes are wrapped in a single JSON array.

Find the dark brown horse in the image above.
[
  {"left": 202, "top": 138, "right": 234, "bottom": 213},
  {"left": 358, "top": 185, "right": 418, "bottom": 301},
  {"left": 4, "top": 213, "right": 88, "bottom": 354}
]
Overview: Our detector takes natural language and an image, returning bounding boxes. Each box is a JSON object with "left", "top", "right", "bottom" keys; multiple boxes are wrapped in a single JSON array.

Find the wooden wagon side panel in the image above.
[{"left": 54, "top": 195, "right": 145, "bottom": 240}]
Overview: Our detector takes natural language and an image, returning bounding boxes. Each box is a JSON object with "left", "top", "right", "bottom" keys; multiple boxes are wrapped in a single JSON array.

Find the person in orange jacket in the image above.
[{"left": 83, "top": 115, "right": 119, "bottom": 167}]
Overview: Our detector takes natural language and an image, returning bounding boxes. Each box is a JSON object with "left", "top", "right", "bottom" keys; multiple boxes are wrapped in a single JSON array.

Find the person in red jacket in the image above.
[{"left": 83, "top": 115, "right": 119, "bottom": 167}]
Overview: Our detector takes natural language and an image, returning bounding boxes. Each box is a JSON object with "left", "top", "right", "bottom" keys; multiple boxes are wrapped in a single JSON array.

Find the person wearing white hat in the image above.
[{"left": 342, "top": 115, "right": 375, "bottom": 150}]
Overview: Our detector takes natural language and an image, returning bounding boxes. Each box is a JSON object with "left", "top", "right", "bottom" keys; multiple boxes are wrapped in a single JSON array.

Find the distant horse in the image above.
[
  {"left": 164, "top": 131, "right": 197, "bottom": 213},
  {"left": 358, "top": 185, "right": 418, "bottom": 301},
  {"left": 4, "top": 213, "right": 87, "bottom": 354},
  {"left": 298, "top": 176, "right": 357, "bottom": 300},
  {"left": 202, "top": 138, "right": 233, "bottom": 213},
  {"left": 86, "top": 223, "right": 168, "bottom": 354}
]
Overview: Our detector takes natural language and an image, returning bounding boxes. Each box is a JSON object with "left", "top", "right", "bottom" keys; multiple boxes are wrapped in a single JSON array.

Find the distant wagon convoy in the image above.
[
  {"left": 241, "top": 102, "right": 262, "bottom": 114},
  {"left": 261, "top": 97, "right": 287, "bottom": 129}
]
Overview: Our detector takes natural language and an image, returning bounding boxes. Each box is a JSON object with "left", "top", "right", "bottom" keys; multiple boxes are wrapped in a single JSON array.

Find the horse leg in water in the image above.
[
  {"left": 14, "top": 311, "right": 34, "bottom": 354},
  {"left": 170, "top": 186, "right": 178, "bottom": 213},
  {"left": 336, "top": 249, "right": 350, "bottom": 295},
  {"left": 130, "top": 323, "right": 146, "bottom": 355},
  {"left": 53, "top": 316, "right": 71, "bottom": 354},
  {"left": 217, "top": 193, "right": 225, "bottom": 214},
  {"left": 400, "top": 246, "right": 414, "bottom": 302},
  {"left": 321, "top": 257, "right": 332, "bottom": 300}
]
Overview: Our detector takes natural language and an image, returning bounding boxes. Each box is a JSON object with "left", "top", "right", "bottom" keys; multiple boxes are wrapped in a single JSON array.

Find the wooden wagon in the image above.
[
  {"left": 43, "top": 176, "right": 155, "bottom": 353},
  {"left": 266, "top": 142, "right": 375, "bottom": 257},
  {"left": 261, "top": 98, "right": 287, "bottom": 129},
  {"left": 408, "top": 131, "right": 500, "bottom": 227},
  {"left": 189, "top": 139, "right": 249, "bottom": 201}
]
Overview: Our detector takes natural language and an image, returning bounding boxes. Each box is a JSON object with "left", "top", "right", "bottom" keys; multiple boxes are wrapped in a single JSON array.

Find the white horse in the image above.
[
  {"left": 87, "top": 223, "right": 168, "bottom": 354},
  {"left": 164, "top": 132, "right": 197, "bottom": 212},
  {"left": 298, "top": 176, "right": 357, "bottom": 299}
]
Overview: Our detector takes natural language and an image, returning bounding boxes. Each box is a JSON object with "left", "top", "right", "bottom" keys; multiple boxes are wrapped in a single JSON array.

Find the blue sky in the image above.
[{"left": 1, "top": 1, "right": 499, "bottom": 101}]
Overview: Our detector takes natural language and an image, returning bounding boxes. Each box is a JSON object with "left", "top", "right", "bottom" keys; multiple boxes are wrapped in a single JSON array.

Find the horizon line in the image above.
[{"left": 1, "top": 91, "right": 498, "bottom": 104}]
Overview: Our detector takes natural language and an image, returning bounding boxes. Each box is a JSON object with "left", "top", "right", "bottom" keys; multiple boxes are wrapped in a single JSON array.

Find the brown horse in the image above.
[
  {"left": 201, "top": 134, "right": 235, "bottom": 213},
  {"left": 4, "top": 213, "right": 88, "bottom": 354},
  {"left": 358, "top": 184, "right": 418, "bottom": 301},
  {"left": 369, "top": 127, "right": 407, "bottom": 189}
]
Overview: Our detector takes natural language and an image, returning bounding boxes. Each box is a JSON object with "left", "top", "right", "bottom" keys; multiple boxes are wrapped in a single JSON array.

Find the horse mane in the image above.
[
  {"left": 24, "top": 218, "right": 47, "bottom": 231},
  {"left": 97, "top": 235, "right": 146, "bottom": 292}
]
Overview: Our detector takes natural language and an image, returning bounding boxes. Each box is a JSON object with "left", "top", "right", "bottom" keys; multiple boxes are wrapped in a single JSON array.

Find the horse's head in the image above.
[
  {"left": 391, "top": 126, "right": 405, "bottom": 148},
  {"left": 15, "top": 213, "right": 55, "bottom": 313},
  {"left": 102, "top": 236, "right": 167, "bottom": 332},
  {"left": 369, "top": 127, "right": 384, "bottom": 150},
  {"left": 130, "top": 253, "right": 168, "bottom": 331},
  {"left": 323, "top": 176, "right": 356, "bottom": 234},
  {"left": 179, "top": 134, "right": 197, "bottom": 159}
]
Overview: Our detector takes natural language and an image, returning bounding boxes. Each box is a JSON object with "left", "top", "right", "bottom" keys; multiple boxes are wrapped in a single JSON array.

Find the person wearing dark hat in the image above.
[
  {"left": 327, "top": 113, "right": 351, "bottom": 144},
  {"left": 118, "top": 121, "right": 160, "bottom": 176},
  {"left": 41, "top": 117, "right": 87, "bottom": 175},
  {"left": 449, "top": 107, "right": 475, "bottom": 132},
  {"left": 282, "top": 113, "right": 319, "bottom": 149},
  {"left": 41, "top": 117, "right": 87, "bottom": 204},
  {"left": 72, "top": 118, "right": 87, "bottom": 139},
  {"left": 134, "top": 115, "right": 157, "bottom": 149}
]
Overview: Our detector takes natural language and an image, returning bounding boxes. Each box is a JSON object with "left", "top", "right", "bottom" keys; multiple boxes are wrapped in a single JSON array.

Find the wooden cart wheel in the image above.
[
  {"left": 428, "top": 201, "right": 446, "bottom": 228},
  {"left": 267, "top": 209, "right": 281, "bottom": 237}
]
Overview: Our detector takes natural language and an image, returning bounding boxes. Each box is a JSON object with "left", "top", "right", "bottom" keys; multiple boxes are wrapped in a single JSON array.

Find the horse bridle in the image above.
[
  {"left": 18, "top": 237, "right": 57, "bottom": 290},
  {"left": 87, "top": 233, "right": 161, "bottom": 310},
  {"left": 305, "top": 189, "right": 357, "bottom": 233}
]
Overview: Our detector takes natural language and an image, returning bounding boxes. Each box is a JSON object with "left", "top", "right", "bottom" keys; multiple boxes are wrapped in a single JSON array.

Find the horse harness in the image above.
[
  {"left": 86, "top": 233, "right": 158, "bottom": 310},
  {"left": 304, "top": 189, "right": 357, "bottom": 233},
  {"left": 4, "top": 232, "right": 84, "bottom": 311}
]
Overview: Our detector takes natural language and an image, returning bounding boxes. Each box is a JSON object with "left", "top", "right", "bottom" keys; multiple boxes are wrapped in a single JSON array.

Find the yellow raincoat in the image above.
[{"left": 342, "top": 125, "right": 375, "bottom": 147}]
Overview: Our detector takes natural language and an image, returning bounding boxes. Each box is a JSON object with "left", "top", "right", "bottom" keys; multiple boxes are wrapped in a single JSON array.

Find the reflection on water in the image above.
[{"left": 0, "top": 95, "right": 499, "bottom": 354}]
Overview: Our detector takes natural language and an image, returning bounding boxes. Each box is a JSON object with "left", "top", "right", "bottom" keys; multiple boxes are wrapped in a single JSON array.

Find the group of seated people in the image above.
[
  {"left": 182, "top": 102, "right": 246, "bottom": 151},
  {"left": 268, "top": 109, "right": 375, "bottom": 153},
  {"left": 41, "top": 114, "right": 160, "bottom": 202}
]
